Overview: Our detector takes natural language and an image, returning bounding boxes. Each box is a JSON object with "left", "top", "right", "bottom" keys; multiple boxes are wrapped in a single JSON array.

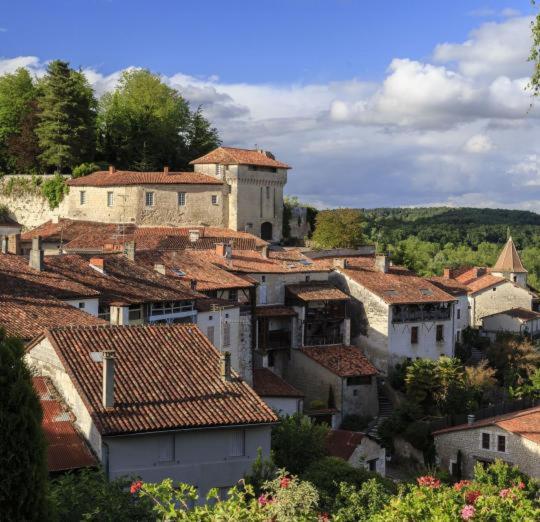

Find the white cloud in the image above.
[{"left": 464, "top": 134, "right": 493, "bottom": 153}]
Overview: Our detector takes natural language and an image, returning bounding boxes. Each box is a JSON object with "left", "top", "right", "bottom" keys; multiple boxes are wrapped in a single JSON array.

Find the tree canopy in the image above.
[{"left": 311, "top": 209, "right": 364, "bottom": 249}]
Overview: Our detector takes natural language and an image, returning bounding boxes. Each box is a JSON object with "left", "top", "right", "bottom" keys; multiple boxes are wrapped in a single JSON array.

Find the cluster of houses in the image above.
[{"left": 1, "top": 146, "right": 539, "bottom": 493}]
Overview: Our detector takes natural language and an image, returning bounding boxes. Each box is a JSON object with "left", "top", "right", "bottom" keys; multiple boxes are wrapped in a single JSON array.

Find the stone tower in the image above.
[
  {"left": 491, "top": 236, "right": 528, "bottom": 287},
  {"left": 190, "top": 146, "right": 290, "bottom": 242}
]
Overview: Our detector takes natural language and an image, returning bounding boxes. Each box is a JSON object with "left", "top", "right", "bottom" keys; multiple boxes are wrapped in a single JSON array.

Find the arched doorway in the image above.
[{"left": 261, "top": 221, "right": 273, "bottom": 240}]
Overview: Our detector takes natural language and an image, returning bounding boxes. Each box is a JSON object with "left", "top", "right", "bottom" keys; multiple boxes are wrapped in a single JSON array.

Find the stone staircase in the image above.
[{"left": 367, "top": 380, "right": 394, "bottom": 441}]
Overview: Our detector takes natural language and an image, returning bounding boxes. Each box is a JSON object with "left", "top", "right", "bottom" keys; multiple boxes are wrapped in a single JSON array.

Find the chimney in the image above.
[
  {"left": 375, "top": 254, "right": 389, "bottom": 274},
  {"left": 220, "top": 351, "right": 232, "bottom": 382},
  {"left": 333, "top": 258, "right": 347, "bottom": 269},
  {"left": 124, "top": 241, "right": 136, "bottom": 262},
  {"left": 473, "top": 267, "right": 486, "bottom": 278},
  {"left": 163, "top": 166, "right": 169, "bottom": 175},
  {"left": 109, "top": 165, "right": 115, "bottom": 174},
  {"left": 443, "top": 267, "right": 452, "bottom": 279},
  {"left": 224, "top": 243, "right": 233, "bottom": 259},
  {"left": 29, "top": 236, "right": 44, "bottom": 271},
  {"left": 154, "top": 263, "right": 166, "bottom": 275},
  {"left": 215, "top": 242, "right": 226, "bottom": 257},
  {"left": 1, "top": 236, "right": 7, "bottom": 254},
  {"left": 102, "top": 350, "right": 116, "bottom": 410},
  {"left": 190, "top": 279, "right": 197, "bottom": 291},
  {"left": 8, "top": 233, "right": 21, "bottom": 255},
  {"left": 89, "top": 257, "right": 105, "bottom": 273},
  {"left": 467, "top": 414, "right": 475, "bottom": 426},
  {"left": 189, "top": 229, "right": 201, "bottom": 243},
  {"left": 261, "top": 245, "right": 269, "bottom": 259}
]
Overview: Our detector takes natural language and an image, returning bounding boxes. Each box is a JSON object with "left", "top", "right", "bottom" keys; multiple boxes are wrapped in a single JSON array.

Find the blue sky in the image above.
[{"left": 1, "top": 1, "right": 539, "bottom": 210}]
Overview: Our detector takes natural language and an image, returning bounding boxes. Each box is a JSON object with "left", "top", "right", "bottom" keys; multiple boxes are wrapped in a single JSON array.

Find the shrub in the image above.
[
  {"left": 40, "top": 172, "right": 68, "bottom": 208},
  {"left": 271, "top": 414, "right": 329, "bottom": 475},
  {"left": 332, "top": 479, "right": 393, "bottom": 521},
  {"left": 72, "top": 162, "right": 101, "bottom": 178},
  {"left": 244, "top": 448, "right": 277, "bottom": 496}
]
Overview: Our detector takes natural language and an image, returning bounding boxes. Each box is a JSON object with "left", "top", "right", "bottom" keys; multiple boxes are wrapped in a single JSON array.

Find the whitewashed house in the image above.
[
  {"left": 481, "top": 308, "right": 540, "bottom": 340},
  {"left": 25, "top": 324, "right": 277, "bottom": 498}
]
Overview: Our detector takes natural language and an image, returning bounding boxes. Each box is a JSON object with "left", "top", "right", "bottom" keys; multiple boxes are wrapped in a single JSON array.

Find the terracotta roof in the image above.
[
  {"left": 42, "top": 254, "right": 199, "bottom": 306},
  {"left": 286, "top": 282, "right": 350, "bottom": 302},
  {"left": 299, "top": 345, "right": 378, "bottom": 377},
  {"left": 0, "top": 253, "right": 100, "bottom": 300},
  {"left": 427, "top": 276, "right": 469, "bottom": 296},
  {"left": 455, "top": 268, "right": 507, "bottom": 294},
  {"left": 34, "top": 377, "right": 96, "bottom": 472},
  {"left": 483, "top": 307, "right": 540, "bottom": 322},
  {"left": 38, "top": 324, "right": 278, "bottom": 435},
  {"left": 493, "top": 237, "right": 527, "bottom": 273},
  {"left": 190, "top": 146, "right": 290, "bottom": 169},
  {"left": 137, "top": 250, "right": 254, "bottom": 292},
  {"left": 326, "top": 429, "right": 365, "bottom": 460},
  {"left": 255, "top": 305, "right": 297, "bottom": 318},
  {"left": 433, "top": 406, "right": 540, "bottom": 445},
  {"left": 337, "top": 258, "right": 455, "bottom": 305},
  {"left": 252, "top": 368, "right": 304, "bottom": 398},
  {"left": 0, "top": 294, "right": 105, "bottom": 340},
  {"left": 67, "top": 170, "right": 223, "bottom": 187}
]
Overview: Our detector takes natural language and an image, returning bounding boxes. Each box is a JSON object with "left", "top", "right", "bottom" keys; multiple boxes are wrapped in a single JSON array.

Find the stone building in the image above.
[
  {"left": 61, "top": 146, "right": 290, "bottom": 242},
  {"left": 433, "top": 407, "right": 540, "bottom": 479}
]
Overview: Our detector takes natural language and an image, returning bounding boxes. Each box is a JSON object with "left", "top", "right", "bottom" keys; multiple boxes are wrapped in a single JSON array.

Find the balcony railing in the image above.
[{"left": 304, "top": 334, "right": 344, "bottom": 346}]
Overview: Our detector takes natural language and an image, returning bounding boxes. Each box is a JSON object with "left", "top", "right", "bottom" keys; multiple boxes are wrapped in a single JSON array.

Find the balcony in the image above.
[{"left": 268, "top": 329, "right": 292, "bottom": 349}]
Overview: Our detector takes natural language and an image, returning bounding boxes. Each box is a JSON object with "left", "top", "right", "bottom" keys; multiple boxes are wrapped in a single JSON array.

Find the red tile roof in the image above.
[
  {"left": 38, "top": 324, "right": 278, "bottom": 435},
  {"left": 336, "top": 257, "right": 455, "bottom": 305},
  {"left": 190, "top": 146, "right": 290, "bottom": 169},
  {"left": 433, "top": 406, "right": 540, "bottom": 445},
  {"left": 455, "top": 268, "right": 507, "bottom": 294},
  {"left": 427, "top": 276, "right": 469, "bottom": 296},
  {"left": 33, "top": 377, "right": 96, "bottom": 472},
  {"left": 484, "top": 307, "right": 540, "bottom": 322},
  {"left": 0, "top": 295, "right": 105, "bottom": 340},
  {"left": 286, "top": 282, "right": 350, "bottom": 302},
  {"left": 299, "top": 345, "right": 378, "bottom": 377},
  {"left": 67, "top": 170, "right": 223, "bottom": 187},
  {"left": 326, "top": 429, "right": 365, "bottom": 460},
  {"left": 0, "top": 253, "right": 100, "bottom": 300},
  {"left": 252, "top": 368, "right": 304, "bottom": 398},
  {"left": 255, "top": 305, "right": 297, "bottom": 318}
]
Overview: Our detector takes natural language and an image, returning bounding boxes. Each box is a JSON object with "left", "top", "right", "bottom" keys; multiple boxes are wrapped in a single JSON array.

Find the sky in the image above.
[{"left": 1, "top": 0, "right": 539, "bottom": 210}]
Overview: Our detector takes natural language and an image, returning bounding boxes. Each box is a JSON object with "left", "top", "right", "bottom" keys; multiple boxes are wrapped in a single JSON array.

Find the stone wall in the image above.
[{"left": 472, "top": 282, "right": 532, "bottom": 326}]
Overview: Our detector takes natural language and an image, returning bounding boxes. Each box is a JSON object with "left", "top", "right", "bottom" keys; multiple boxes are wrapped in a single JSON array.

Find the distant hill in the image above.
[{"left": 359, "top": 207, "right": 540, "bottom": 249}]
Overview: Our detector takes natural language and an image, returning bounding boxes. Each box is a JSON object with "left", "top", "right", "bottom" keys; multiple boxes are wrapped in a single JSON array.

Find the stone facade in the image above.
[{"left": 435, "top": 425, "right": 540, "bottom": 479}]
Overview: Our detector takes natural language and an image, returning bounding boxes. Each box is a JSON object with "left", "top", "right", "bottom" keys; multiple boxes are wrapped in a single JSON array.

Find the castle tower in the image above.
[
  {"left": 190, "top": 147, "right": 290, "bottom": 242},
  {"left": 491, "top": 236, "right": 528, "bottom": 287}
]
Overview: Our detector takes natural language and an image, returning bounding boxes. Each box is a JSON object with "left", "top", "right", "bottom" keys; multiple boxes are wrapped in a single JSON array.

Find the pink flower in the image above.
[
  {"left": 517, "top": 481, "right": 526, "bottom": 490},
  {"left": 280, "top": 476, "right": 291, "bottom": 489},
  {"left": 318, "top": 513, "right": 330, "bottom": 521},
  {"left": 130, "top": 480, "right": 143, "bottom": 494},
  {"left": 461, "top": 505, "right": 475, "bottom": 520},
  {"left": 499, "top": 488, "right": 515, "bottom": 499},
  {"left": 417, "top": 475, "right": 441, "bottom": 489},
  {"left": 454, "top": 480, "right": 471, "bottom": 492},
  {"left": 465, "top": 490, "right": 481, "bottom": 505},
  {"left": 258, "top": 494, "right": 269, "bottom": 506}
]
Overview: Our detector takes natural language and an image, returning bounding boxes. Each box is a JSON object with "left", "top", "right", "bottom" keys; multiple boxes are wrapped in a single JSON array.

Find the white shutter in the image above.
[{"left": 229, "top": 430, "right": 245, "bottom": 457}]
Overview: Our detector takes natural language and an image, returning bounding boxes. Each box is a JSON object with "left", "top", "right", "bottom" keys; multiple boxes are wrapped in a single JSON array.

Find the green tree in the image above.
[
  {"left": 36, "top": 60, "right": 97, "bottom": 171},
  {"left": 311, "top": 208, "right": 364, "bottom": 249},
  {"left": 179, "top": 105, "right": 221, "bottom": 168},
  {"left": 405, "top": 358, "right": 440, "bottom": 411},
  {"left": 271, "top": 413, "right": 329, "bottom": 475},
  {"left": 72, "top": 161, "right": 101, "bottom": 178},
  {"left": 0, "top": 329, "right": 49, "bottom": 520},
  {"left": 0, "top": 68, "right": 38, "bottom": 172},
  {"left": 97, "top": 69, "right": 191, "bottom": 170},
  {"left": 530, "top": 1, "right": 540, "bottom": 96}
]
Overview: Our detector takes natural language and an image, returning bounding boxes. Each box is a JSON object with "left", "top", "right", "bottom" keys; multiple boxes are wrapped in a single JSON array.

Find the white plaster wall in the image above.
[
  {"left": 105, "top": 425, "right": 272, "bottom": 497},
  {"left": 26, "top": 339, "right": 103, "bottom": 459},
  {"left": 262, "top": 396, "right": 302, "bottom": 416},
  {"left": 63, "top": 298, "right": 100, "bottom": 317},
  {"left": 349, "top": 437, "right": 386, "bottom": 476},
  {"left": 454, "top": 294, "right": 470, "bottom": 340},
  {"left": 472, "top": 282, "right": 532, "bottom": 326}
]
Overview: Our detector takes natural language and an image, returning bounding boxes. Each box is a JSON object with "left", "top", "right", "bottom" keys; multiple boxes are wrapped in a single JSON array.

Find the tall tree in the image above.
[
  {"left": 311, "top": 209, "right": 364, "bottom": 249},
  {"left": 180, "top": 105, "right": 221, "bottom": 167},
  {"left": 0, "top": 329, "right": 49, "bottom": 520},
  {"left": 97, "top": 69, "right": 191, "bottom": 170},
  {"left": 36, "top": 60, "right": 97, "bottom": 172},
  {"left": 0, "top": 68, "right": 38, "bottom": 172}
]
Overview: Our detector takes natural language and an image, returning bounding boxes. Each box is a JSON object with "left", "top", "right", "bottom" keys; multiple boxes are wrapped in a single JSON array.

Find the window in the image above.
[
  {"left": 145, "top": 192, "right": 154, "bottom": 206},
  {"left": 481, "top": 432, "right": 490, "bottom": 450},
  {"left": 492, "top": 287, "right": 497, "bottom": 292},
  {"left": 227, "top": 184, "right": 232, "bottom": 194},
  {"left": 261, "top": 275, "right": 266, "bottom": 283},
  {"left": 347, "top": 376, "right": 372, "bottom": 386},
  {"left": 450, "top": 460, "right": 459, "bottom": 477},
  {"left": 411, "top": 326, "right": 418, "bottom": 344},
  {"left": 78, "top": 302, "right": 86, "bottom": 309},
  {"left": 266, "top": 186, "right": 270, "bottom": 199},
  {"left": 178, "top": 192, "right": 186, "bottom": 206},
  {"left": 367, "top": 459, "right": 378, "bottom": 472},
  {"left": 207, "top": 326, "right": 215, "bottom": 344},
  {"left": 436, "top": 325, "right": 444, "bottom": 342},
  {"left": 457, "top": 309, "right": 461, "bottom": 319},
  {"left": 211, "top": 195, "right": 218, "bottom": 205},
  {"left": 158, "top": 435, "right": 174, "bottom": 462},
  {"left": 228, "top": 289, "right": 238, "bottom": 301},
  {"left": 223, "top": 322, "right": 231, "bottom": 347},
  {"left": 305, "top": 275, "right": 310, "bottom": 282},
  {"left": 229, "top": 430, "right": 245, "bottom": 457},
  {"left": 150, "top": 301, "right": 194, "bottom": 317},
  {"left": 98, "top": 304, "right": 110, "bottom": 322},
  {"left": 107, "top": 191, "right": 114, "bottom": 207},
  {"left": 128, "top": 304, "right": 143, "bottom": 322},
  {"left": 79, "top": 191, "right": 86, "bottom": 205},
  {"left": 497, "top": 435, "right": 506, "bottom": 452}
]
